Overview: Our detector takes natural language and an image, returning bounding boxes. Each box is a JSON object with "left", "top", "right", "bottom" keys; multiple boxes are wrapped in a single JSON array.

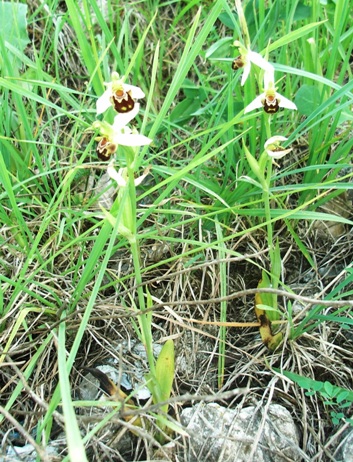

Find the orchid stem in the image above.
[
  {"left": 263, "top": 115, "right": 273, "bottom": 254},
  {"left": 125, "top": 148, "right": 156, "bottom": 376},
  {"left": 262, "top": 115, "right": 280, "bottom": 311}
]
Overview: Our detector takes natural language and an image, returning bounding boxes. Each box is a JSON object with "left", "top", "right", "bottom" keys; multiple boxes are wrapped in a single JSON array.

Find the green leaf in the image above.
[
  {"left": 182, "top": 79, "right": 207, "bottom": 100},
  {"left": 267, "top": 21, "right": 327, "bottom": 54},
  {"left": 258, "top": 272, "right": 273, "bottom": 311},
  {"left": 294, "top": 84, "right": 321, "bottom": 116},
  {"left": 324, "top": 381, "right": 334, "bottom": 397},
  {"left": 0, "top": 2, "right": 29, "bottom": 71},
  {"left": 155, "top": 339, "right": 175, "bottom": 412},
  {"left": 205, "top": 37, "right": 233, "bottom": 58},
  {"left": 146, "top": 0, "right": 225, "bottom": 141},
  {"left": 169, "top": 98, "right": 202, "bottom": 124},
  {"left": 58, "top": 315, "right": 88, "bottom": 462},
  {"left": 277, "top": 369, "right": 353, "bottom": 402},
  {"left": 218, "top": 12, "right": 237, "bottom": 30},
  {"left": 158, "top": 418, "right": 188, "bottom": 437},
  {"left": 169, "top": 80, "right": 208, "bottom": 124},
  {"left": 337, "top": 391, "right": 349, "bottom": 403},
  {"left": 244, "top": 144, "right": 264, "bottom": 185},
  {"left": 293, "top": 3, "right": 312, "bottom": 21}
]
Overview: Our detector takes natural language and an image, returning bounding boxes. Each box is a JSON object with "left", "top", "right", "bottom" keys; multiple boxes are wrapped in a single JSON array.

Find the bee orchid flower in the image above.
[
  {"left": 233, "top": 40, "right": 274, "bottom": 86},
  {"left": 96, "top": 72, "right": 145, "bottom": 123},
  {"left": 244, "top": 69, "right": 297, "bottom": 114},
  {"left": 93, "top": 117, "right": 152, "bottom": 161},
  {"left": 264, "top": 136, "right": 292, "bottom": 160}
]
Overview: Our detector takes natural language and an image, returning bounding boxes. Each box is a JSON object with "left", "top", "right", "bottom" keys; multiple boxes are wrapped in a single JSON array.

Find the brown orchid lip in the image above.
[
  {"left": 263, "top": 97, "right": 279, "bottom": 114},
  {"left": 96, "top": 137, "right": 117, "bottom": 161},
  {"left": 112, "top": 90, "right": 135, "bottom": 113},
  {"left": 232, "top": 56, "right": 245, "bottom": 70}
]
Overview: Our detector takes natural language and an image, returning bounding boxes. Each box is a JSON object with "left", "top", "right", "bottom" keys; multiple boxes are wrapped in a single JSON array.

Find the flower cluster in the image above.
[
  {"left": 232, "top": 41, "right": 297, "bottom": 115},
  {"left": 93, "top": 72, "right": 152, "bottom": 161}
]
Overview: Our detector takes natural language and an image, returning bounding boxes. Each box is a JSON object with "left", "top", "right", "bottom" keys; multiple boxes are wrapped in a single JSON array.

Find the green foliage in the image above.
[
  {"left": 169, "top": 79, "right": 208, "bottom": 125},
  {"left": 145, "top": 339, "right": 175, "bottom": 442},
  {"left": 278, "top": 369, "right": 353, "bottom": 427},
  {"left": 295, "top": 84, "right": 321, "bottom": 116},
  {"left": 0, "top": 2, "right": 30, "bottom": 70},
  {"left": 0, "top": 1, "right": 31, "bottom": 175}
]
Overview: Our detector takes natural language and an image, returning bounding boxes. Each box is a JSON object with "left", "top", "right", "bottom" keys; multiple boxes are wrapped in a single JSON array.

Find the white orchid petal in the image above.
[
  {"left": 96, "top": 88, "right": 113, "bottom": 115},
  {"left": 248, "top": 51, "right": 274, "bottom": 73},
  {"left": 241, "top": 61, "right": 251, "bottom": 86},
  {"left": 277, "top": 93, "right": 297, "bottom": 110},
  {"left": 123, "top": 83, "right": 145, "bottom": 99},
  {"left": 107, "top": 165, "right": 127, "bottom": 187},
  {"left": 134, "top": 166, "right": 151, "bottom": 186},
  {"left": 114, "top": 133, "right": 152, "bottom": 147},
  {"left": 264, "top": 136, "right": 288, "bottom": 148},
  {"left": 112, "top": 117, "right": 132, "bottom": 133},
  {"left": 244, "top": 94, "right": 265, "bottom": 113},
  {"left": 267, "top": 148, "right": 292, "bottom": 159},
  {"left": 112, "top": 104, "right": 140, "bottom": 128}
]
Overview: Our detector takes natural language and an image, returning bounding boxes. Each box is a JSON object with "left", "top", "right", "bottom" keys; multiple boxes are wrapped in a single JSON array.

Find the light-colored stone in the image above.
[
  {"left": 180, "top": 402, "right": 303, "bottom": 462},
  {"left": 336, "top": 429, "right": 353, "bottom": 462}
]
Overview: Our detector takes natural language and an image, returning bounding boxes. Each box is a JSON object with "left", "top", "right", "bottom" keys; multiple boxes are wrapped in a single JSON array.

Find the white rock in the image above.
[{"left": 180, "top": 402, "right": 303, "bottom": 462}]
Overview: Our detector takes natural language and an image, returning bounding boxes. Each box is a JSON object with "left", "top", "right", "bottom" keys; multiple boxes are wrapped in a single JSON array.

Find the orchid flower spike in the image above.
[
  {"left": 232, "top": 40, "right": 274, "bottom": 86},
  {"left": 244, "top": 69, "right": 297, "bottom": 114},
  {"left": 93, "top": 117, "right": 152, "bottom": 161},
  {"left": 264, "top": 136, "right": 292, "bottom": 160},
  {"left": 96, "top": 72, "right": 145, "bottom": 122}
]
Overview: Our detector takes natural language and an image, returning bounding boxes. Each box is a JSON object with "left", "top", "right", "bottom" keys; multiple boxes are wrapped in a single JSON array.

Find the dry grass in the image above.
[{"left": 2, "top": 215, "right": 353, "bottom": 460}]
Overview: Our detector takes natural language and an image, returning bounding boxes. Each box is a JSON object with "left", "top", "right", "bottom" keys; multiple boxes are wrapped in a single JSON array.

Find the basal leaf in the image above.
[{"left": 294, "top": 84, "right": 322, "bottom": 116}]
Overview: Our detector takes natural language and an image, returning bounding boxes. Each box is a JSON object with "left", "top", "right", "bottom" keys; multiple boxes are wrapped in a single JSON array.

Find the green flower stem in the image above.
[
  {"left": 262, "top": 169, "right": 273, "bottom": 258},
  {"left": 260, "top": 116, "right": 279, "bottom": 313},
  {"left": 263, "top": 115, "right": 273, "bottom": 259},
  {"left": 235, "top": 0, "right": 251, "bottom": 48},
  {"left": 124, "top": 147, "right": 156, "bottom": 377},
  {"left": 262, "top": 115, "right": 273, "bottom": 256}
]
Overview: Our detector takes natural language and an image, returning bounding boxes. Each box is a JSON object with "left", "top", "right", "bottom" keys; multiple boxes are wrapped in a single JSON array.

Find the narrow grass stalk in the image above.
[
  {"left": 58, "top": 313, "right": 88, "bottom": 462},
  {"left": 216, "top": 220, "right": 227, "bottom": 389}
]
